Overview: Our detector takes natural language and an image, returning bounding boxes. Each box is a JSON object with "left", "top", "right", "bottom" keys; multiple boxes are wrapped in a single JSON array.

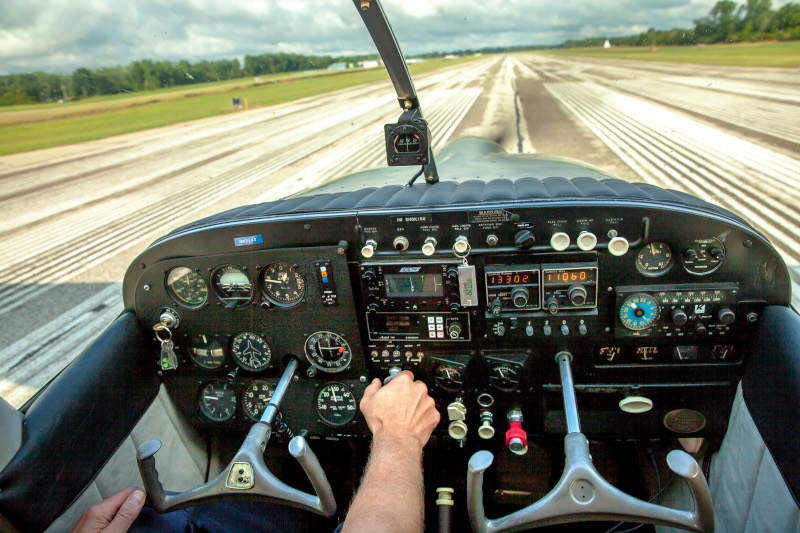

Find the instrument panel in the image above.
[{"left": 125, "top": 193, "right": 789, "bottom": 444}]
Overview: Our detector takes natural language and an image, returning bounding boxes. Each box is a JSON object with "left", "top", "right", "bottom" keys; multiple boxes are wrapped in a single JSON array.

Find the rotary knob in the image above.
[
  {"left": 546, "top": 297, "right": 559, "bottom": 315},
  {"left": 671, "top": 309, "right": 688, "bottom": 326},
  {"left": 491, "top": 298, "right": 502, "bottom": 316},
  {"left": 514, "top": 230, "right": 535, "bottom": 249},
  {"left": 511, "top": 287, "right": 530, "bottom": 308},
  {"left": 447, "top": 321, "right": 462, "bottom": 339},
  {"left": 568, "top": 285, "right": 587, "bottom": 306},
  {"left": 718, "top": 308, "right": 736, "bottom": 325},
  {"left": 695, "top": 322, "right": 708, "bottom": 335}
]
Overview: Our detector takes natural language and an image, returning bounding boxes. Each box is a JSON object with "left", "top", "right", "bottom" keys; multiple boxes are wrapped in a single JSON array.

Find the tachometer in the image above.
[
  {"left": 198, "top": 381, "right": 236, "bottom": 422},
  {"left": 231, "top": 332, "right": 271, "bottom": 372},
  {"left": 211, "top": 265, "right": 252, "bottom": 308},
  {"left": 619, "top": 293, "right": 660, "bottom": 331},
  {"left": 165, "top": 266, "right": 207, "bottom": 308},
  {"left": 190, "top": 335, "right": 224, "bottom": 369},
  {"left": 260, "top": 263, "right": 306, "bottom": 307},
  {"left": 636, "top": 242, "right": 674, "bottom": 277},
  {"left": 241, "top": 380, "right": 275, "bottom": 421},
  {"left": 316, "top": 382, "right": 357, "bottom": 427},
  {"left": 304, "top": 331, "right": 352, "bottom": 373}
]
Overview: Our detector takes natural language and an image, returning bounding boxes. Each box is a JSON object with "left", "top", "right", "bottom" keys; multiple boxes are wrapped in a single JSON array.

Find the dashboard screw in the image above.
[
  {"left": 607, "top": 287, "right": 613, "bottom": 292},
  {"left": 304, "top": 224, "right": 311, "bottom": 231},
  {"left": 605, "top": 327, "right": 611, "bottom": 332},
  {"left": 292, "top": 375, "right": 299, "bottom": 382},
  {"left": 743, "top": 240, "right": 753, "bottom": 248},
  {"left": 143, "top": 284, "right": 151, "bottom": 291},
  {"left": 359, "top": 376, "right": 367, "bottom": 383}
]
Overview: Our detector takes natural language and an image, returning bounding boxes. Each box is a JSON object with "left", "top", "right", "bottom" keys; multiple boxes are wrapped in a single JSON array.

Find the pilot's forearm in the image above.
[{"left": 342, "top": 434, "right": 425, "bottom": 533}]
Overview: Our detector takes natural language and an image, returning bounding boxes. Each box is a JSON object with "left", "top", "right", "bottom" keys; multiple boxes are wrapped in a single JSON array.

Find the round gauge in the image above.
[
  {"left": 261, "top": 263, "right": 306, "bottom": 307},
  {"left": 304, "top": 332, "right": 352, "bottom": 373},
  {"left": 599, "top": 346, "right": 622, "bottom": 363},
  {"left": 636, "top": 242, "right": 674, "bottom": 277},
  {"left": 619, "top": 293, "right": 660, "bottom": 331},
  {"left": 211, "top": 265, "right": 253, "bottom": 308},
  {"left": 190, "top": 335, "right": 224, "bottom": 369},
  {"left": 316, "top": 382, "right": 357, "bottom": 427},
  {"left": 490, "top": 364, "right": 520, "bottom": 392},
  {"left": 198, "top": 380, "right": 236, "bottom": 422},
  {"left": 165, "top": 266, "right": 208, "bottom": 308},
  {"left": 241, "top": 380, "right": 275, "bottom": 421},
  {"left": 682, "top": 238, "right": 726, "bottom": 276},
  {"left": 231, "top": 333, "right": 272, "bottom": 372},
  {"left": 435, "top": 364, "right": 463, "bottom": 392}
]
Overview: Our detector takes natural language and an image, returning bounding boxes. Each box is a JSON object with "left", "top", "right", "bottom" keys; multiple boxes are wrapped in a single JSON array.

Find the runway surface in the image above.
[{"left": 1, "top": 54, "right": 798, "bottom": 406}]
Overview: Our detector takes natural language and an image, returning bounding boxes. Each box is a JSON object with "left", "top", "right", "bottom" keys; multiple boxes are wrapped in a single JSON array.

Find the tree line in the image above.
[
  {"left": 563, "top": 0, "right": 800, "bottom": 48},
  {"left": 0, "top": 53, "right": 349, "bottom": 106}
]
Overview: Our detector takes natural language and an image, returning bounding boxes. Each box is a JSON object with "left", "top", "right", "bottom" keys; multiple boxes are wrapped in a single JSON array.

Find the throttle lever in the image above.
[{"left": 137, "top": 359, "right": 337, "bottom": 517}]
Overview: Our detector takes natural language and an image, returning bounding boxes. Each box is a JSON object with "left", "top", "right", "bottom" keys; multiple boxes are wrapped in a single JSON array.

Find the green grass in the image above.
[
  {"left": 538, "top": 41, "right": 800, "bottom": 68},
  {"left": 0, "top": 57, "right": 480, "bottom": 156}
]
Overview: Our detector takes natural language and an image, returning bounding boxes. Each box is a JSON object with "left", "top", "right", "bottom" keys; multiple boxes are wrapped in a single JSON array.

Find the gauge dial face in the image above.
[
  {"left": 674, "top": 346, "right": 700, "bottom": 361},
  {"left": 198, "top": 381, "right": 236, "bottom": 422},
  {"left": 261, "top": 263, "right": 306, "bottom": 307},
  {"left": 599, "top": 347, "right": 622, "bottom": 363},
  {"left": 619, "top": 293, "right": 660, "bottom": 331},
  {"left": 636, "top": 242, "right": 674, "bottom": 277},
  {"left": 241, "top": 380, "right": 275, "bottom": 421},
  {"left": 231, "top": 332, "right": 271, "bottom": 372},
  {"left": 712, "top": 345, "right": 735, "bottom": 360},
  {"left": 316, "top": 382, "right": 357, "bottom": 427},
  {"left": 211, "top": 265, "right": 252, "bottom": 307},
  {"left": 489, "top": 364, "right": 520, "bottom": 392},
  {"left": 682, "top": 237, "right": 726, "bottom": 276},
  {"left": 435, "top": 364, "right": 463, "bottom": 391},
  {"left": 190, "top": 335, "right": 224, "bottom": 369},
  {"left": 165, "top": 266, "right": 208, "bottom": 308},
  {"left": 636, "top": 347, "right": 659, "bottom": 362},
  {"left": 304, "top": 331, "right": 352, "bottom": 373}
]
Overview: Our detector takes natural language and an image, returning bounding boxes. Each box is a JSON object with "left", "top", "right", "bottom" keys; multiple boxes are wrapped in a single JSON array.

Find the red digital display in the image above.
[
  {"left": 543, "top": 268, "right": 595, "bottom": 284},
  {"left": 487, "top": 271, "right": 537, "bottom": 287}
]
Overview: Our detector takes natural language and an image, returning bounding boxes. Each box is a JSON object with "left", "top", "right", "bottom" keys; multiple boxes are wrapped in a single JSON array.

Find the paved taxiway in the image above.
[{"left": 1, "top": 54, "right": 798, "bottom": 406}]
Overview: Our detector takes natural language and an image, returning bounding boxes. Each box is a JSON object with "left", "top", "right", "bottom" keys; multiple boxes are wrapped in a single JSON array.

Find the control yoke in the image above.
[
  {"left": 467, "top": 352, "right": 715, "bottom": 533},
  {"left": 136, "top": 359, "right": 337, "bottom": 517}
]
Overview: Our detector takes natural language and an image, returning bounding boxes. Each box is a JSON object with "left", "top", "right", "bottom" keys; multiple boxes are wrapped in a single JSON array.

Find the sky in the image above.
[{"left": 0, "top": 0, "right": 788, "bottom": 75}]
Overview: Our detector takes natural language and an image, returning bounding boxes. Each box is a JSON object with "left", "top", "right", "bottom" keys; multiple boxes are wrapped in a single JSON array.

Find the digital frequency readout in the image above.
[
  {"left": 487, "top": 271, "right": 537, "bottom": 286},
  {"left": 543, "top": 269, "right": 596, "bottom": 284}
]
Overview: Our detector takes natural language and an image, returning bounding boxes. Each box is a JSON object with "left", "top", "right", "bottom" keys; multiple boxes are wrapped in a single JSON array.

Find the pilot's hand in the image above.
[
  {"left": 359, "top": 370, "right": 440, "bottom": 449},
  {"left": 69, "top": 487, "right": 145, "bottom": 533}
]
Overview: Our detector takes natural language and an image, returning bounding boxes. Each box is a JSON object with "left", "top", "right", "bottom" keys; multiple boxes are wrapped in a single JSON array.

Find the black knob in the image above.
[
  {"left": 364, "top": 269, "right": 376, "bottom": 280},
  {"left": 496, "top": 324, "right": 506, "bottom": 336},
  {"left": 491, "top": 298, "right": 502, "bottom": 316},
  {"left": 449, "top": 302, "right": 460, "bottom": 313},
  {"left": 447, "top": 267, "right": 459, "bottom": 281},
  {"left": 514, "top": 230, "right": 535, "bottom": 249},
  {"left": 512, "top": 287, "right": 530, "bottom": 308},
  {"left": 367, "top": 303, "right": 380, "bottom": 313},
  {"left": 695, "top": 322, "right": 707, "bottom": 335},
  {"left": 671, "top": 309, "right": 688, "bottom": 326},
  {"left": 711, "top": 248, "right": 726, "bottom": 261},
  {"left": 448, "top": 321, "right": 462, "bottom": 339},
  {"left": 568, "top": 285, "right": 587, "bottom": 306},
  {"left": 546, "top": 297, "right": 559, "bottom": 314},
  {"left": 718, "top": 308, "right": 735, "bottom": 325},
  {"left": 684, "top": 249, "right": 698, "bottom": 260}
]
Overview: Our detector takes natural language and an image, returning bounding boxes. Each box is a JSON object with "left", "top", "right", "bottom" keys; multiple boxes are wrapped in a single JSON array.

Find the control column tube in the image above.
[{"left": 556, "top": 351, "right": 580, "bottom": 434}]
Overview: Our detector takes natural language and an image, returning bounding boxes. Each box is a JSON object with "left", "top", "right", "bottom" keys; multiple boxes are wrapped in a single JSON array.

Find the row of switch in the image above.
[{"left": 492, "top": 321, "right": 588, "bottom": 337}]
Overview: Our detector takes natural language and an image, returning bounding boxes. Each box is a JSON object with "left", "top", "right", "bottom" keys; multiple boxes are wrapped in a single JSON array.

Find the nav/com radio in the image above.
[{"left": 359, "top": 261, "right": 470, "bottom": 342}]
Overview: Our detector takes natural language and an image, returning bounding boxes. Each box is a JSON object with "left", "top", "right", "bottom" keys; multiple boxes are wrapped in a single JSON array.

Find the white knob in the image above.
[
  {"left": 448, "top": 420, "right": 468, "bottom": 440},
  {"left": 577, "top": 231, "right": 597, "bottom": 251},
  {"left": 422, "top": 237, "right": 437, "bottom": 256},
  {"left": 619, "top": 396, "right": 653, "bottom": 413},
  {"left": 361, "top": 239, "right": 377, "bottom": 258},
  {"left": 453, "top": 236, "right": 469, "bottom": 255},
  {"left": 608, "top": 236, "right": 630, "bottom": 256},
  {"left": 550, "top": 232, "right": 570, "bottom": 251}
]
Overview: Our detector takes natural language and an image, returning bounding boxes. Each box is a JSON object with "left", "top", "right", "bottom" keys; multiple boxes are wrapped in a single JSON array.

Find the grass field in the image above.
[
  {"left": 0, "top": 56, "right": 480, "bottom": 156},
  {"left": 539, "top": 41, "right": 800, "bottom": 68}
]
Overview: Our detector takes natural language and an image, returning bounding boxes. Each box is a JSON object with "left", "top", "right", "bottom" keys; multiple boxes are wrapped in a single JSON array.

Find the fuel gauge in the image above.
[
  {"left": 489, "top": 364, "right": 520, "bottom": 392},
  {"left": 636, "top": 346, "right": 659, "bottom": 362},
  {"left": 435, "top": 364, "right": 463, "bottom": 392}
]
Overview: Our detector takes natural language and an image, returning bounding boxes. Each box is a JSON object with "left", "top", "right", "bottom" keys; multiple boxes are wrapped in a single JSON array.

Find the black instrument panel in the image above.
[{"left": 125, "top": 189, "right": 790, "bottom": 443}]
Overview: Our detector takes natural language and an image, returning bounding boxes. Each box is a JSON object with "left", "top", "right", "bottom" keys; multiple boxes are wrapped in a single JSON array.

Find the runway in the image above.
[{"left": 1, "top": 54, "right": 798, "bottom": 406}]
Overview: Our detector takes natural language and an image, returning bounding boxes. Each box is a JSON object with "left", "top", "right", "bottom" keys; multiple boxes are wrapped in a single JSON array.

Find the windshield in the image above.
[{"left": 1, "top": 0, "right": 798, "bottom": 407}]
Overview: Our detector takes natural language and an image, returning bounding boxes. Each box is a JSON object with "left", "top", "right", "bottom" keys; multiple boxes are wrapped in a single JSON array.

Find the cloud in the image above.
[{"left": 0, "top": 0, "right": 789, "bottom": 74}]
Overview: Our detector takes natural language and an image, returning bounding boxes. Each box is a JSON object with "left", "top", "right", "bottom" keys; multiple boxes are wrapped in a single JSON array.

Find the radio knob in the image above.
[
  {"left": 718, "top": 308, "right": 736, "bottom": 325},
  {"left": 511, "top": 287, "right": 530, "bottom": 308},
  {"left": 367, "top": 302, "right": 380, "bottom": 314},
  {"left": 568, "top": 285, "right": 587, "bottom": 306},
  {"left": 695, "top": 322, "right": 708, "bottom": 335},
  {"left": 448, "top": 321, "right": 462, "bottom": 339},
  {"left": 514, "top": 230, "right": 535, "bottom": 249},
  {"left": 550, "top": 232, "right": 570, "bottom": 251},
  {"left": 422, "top": 237, "right": 437, "bottom": 256},
  {"left": 546, "top": 297, "right": 559, "bottom": 314},
  {"left": 361, "top": 239, "right": 377, "bottom": 258},
  {"left": 491, "top": 298, "right": 502, "bottom": 316},
  {"left": 671, "top": 309, "right": 688, "bottom": 326}
]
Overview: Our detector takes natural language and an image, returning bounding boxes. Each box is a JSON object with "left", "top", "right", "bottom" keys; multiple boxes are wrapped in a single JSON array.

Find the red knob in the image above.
[{"left": 505, "top": 420, "right": 527, "bottom": 451}]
